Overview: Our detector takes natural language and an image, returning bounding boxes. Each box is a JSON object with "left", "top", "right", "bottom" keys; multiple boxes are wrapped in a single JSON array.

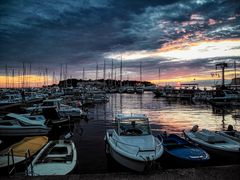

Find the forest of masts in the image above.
[{"left": 1, "top": 59, "right": 145, "bottom": 89}]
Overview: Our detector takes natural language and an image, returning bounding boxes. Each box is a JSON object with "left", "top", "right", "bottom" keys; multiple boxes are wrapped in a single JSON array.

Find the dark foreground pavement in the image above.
[{"left": 2, "top": 165, "right": 240, "bottom": 180}]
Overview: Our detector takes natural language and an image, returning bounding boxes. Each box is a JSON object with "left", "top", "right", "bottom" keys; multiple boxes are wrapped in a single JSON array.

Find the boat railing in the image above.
[
  {"left": 154, "top": 136, "right": 163, "bottom": 157},
  {"left": 25, "top": 149, "right": 33, "bottom": 176},
  {"left": 7, "top": 148, "right": 16, "bottom": 176},
  {"left": 110, "top": 134, "right": 162, "bottom": 157},
  {"left": 110, "top": 135, "right": 141, "bottom": 155}
]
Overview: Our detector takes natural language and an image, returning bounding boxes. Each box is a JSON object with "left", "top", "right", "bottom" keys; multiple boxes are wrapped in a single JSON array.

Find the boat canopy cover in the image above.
[
  {"left": 0, "top": 136, "right": 48, "bottom": 157},
  {"left": 7, "top": 113, "right": 45, "bottom": 126}
]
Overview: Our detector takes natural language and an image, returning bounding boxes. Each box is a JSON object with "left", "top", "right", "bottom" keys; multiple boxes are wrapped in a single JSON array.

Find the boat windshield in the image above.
[{"left": 118, "top": 118, "right": 151, "bottom": 136}]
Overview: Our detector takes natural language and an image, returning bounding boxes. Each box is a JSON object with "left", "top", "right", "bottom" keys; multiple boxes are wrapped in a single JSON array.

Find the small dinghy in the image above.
[
  {"left": 105, "top": 114, "right": 163, "bottom": 172},
  {"left": 0, "top": 136, "right": 48, "bottom": 169},
  {"left": 26, "top": 140, "right": 77, "bottom": 176},
  {"left": 157, "top": 133, "right": 209, "bottom": 166},
  {"left": 217, "top": 125, "right": 240, "bottom": 143},
  {"left": 183, "top": 126, "right": 240, "bottom": 159}
]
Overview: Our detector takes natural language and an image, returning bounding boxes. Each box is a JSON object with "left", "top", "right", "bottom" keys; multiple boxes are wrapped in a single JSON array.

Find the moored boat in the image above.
[
  {"left": 217, "top": 131, "right": 240, "bottom": 143},
  {"left": 26, "top": 140, "right": 77, "bottom": 176},
  {"left": 0, "top": 136, "right": 48, "bottom": 170},
  {"left": 26, "top": 98, "right": 86, "bottom": 118},
  {"left": 183, "top": 127, "right": 240, "bottom": 160},
  {"left": 217, "top": 125, "right": 240, "bottom": 143},
  {"left": 157, "top": 133, "right": 209, "bottom": 167},
  {"left": 0, "top": 113, "right": 51, "bottom": 137},
  {"left": 105, "top": 114, "right": 163, "bottom": 172}
]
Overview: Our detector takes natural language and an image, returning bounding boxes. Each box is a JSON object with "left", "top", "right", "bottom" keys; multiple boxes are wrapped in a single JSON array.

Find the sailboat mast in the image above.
[
  {"left": 111, "top": 59, "right": 113, "bottom": 86},
  {"left": 22, "top": 62, "right": 25, "bottom": 88},
  {"left": 140, "top": 61, "right": 142, "bottom": 82},
  {"left": 45, "top": 68, "right": 48, "bottom": 86},
  {"left": 12, "top": 68, "right": 14, "bottom": 88},
  {"left": 5, "top": 64, "right": 8, "bottom": 88},
  {"left": 29, "top": 63, "right": 32, "bottom": 88},
  {"left": 52, "top": 71, "right": 55, "bottom": 85},
  {"left": 120, "top": 55, "right": 122, "bottom": 87},
  {"left": 96, "top": 62, "right": 98, "bottom": 80},
  {"left": 158, "top": 67, "right": 161, "bottom": 85},
  {"left": 103, "top": 60, "right": 106, "bottom": 89},
  {"left": 60, "top": 64, "right": 62, "bottom": 82},
  {"left": 65, "top": 64, "right": 67, "bottom": 87},
  {"left": 234, "top": 60, "right": 237, "bottom": 85},
  {"left": 82, "top": 67, "right": 85, "bottom": 80}
]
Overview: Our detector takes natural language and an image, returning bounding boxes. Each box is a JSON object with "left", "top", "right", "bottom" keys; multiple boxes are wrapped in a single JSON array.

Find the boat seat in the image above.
[{"left": 195, "top": 129, "right": 226, "bottom": 143}]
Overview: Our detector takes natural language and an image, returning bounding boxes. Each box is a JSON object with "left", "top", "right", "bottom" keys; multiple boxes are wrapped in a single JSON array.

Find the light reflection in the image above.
[{"left": 111, "top": 93, "right": 240, "bottom": 134}]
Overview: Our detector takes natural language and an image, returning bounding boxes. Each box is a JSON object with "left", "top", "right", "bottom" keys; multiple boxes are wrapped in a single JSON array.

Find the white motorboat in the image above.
[
  {"left": 183, "top": 128, "right": 240, "bottom": 158},
  {"left": 0, "top": 113, "right": 51, "bottom": 137},
  {"left": 29, "top": 107, "right": 71, "bottom": 126},
  {"left": 26, "top": 98, "right": 86, "bottom": 118},
  {"left": 26, "top": 140, "right": 77, "bottom": 176},
  {"left": 0, "top": 136, "right": 48, "bottom": 169},
  {"left": 0, "top": 94, "right": 22, "bottom": 106},
  {"left": 208, "top": 90, "right": 239, "bottom": 106},
  {"left": 105, "top": 114, "right": 163, "bottom": 172}
]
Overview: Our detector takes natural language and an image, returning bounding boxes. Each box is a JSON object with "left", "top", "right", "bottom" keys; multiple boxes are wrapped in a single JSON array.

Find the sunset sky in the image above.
[{"left": 0, "top": 0, "right": 240, "bottom": 87}]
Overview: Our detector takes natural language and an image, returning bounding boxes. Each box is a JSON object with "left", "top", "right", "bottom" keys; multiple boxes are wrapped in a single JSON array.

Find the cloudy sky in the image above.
[{"left": 0, "top": 0, "right": 240, "bottom": 87}]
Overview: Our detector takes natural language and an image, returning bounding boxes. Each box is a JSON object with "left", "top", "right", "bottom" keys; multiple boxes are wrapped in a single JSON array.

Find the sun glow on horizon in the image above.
[
  {"left": 150, "top": 70, "right": 240, "bottom": 86},
  {"left": 0, "top": 75, "right": 53, "bottom": 88},
  {"left": 105, "top": 38, "right": 240, "bottom": 61}
]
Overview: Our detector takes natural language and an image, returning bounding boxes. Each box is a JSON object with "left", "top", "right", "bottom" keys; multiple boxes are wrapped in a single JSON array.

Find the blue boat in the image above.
[{"left": 157, "top": 133, "right": 210, "bottom": 167}]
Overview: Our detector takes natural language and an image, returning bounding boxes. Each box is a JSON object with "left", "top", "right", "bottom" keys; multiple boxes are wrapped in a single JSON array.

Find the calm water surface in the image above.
[
  {"left": 75, "top": 92, "right": 240, "bottom": 173},
  {"left": 1, "top": 92, "right": 239, "bottom": 175}
]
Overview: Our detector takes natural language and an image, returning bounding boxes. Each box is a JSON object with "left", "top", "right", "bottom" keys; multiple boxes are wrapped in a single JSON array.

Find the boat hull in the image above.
[
  {"left": 0, "top": 127, "right": 50, "bottom": 137},
  {"left": 158, "top": 134, "right": 209, "bottom": 167},
  {"left": 159, "top": 150, "right": 208, "bottom": 168},
  {"left": 183, "top": 131, "right": 240, "bottom": 162},
  {"left": 108, "top": 143, "right": 148, "bottom": 172},
  {"left": 27, "top": 140, "right": 77, "bottom": 176}
]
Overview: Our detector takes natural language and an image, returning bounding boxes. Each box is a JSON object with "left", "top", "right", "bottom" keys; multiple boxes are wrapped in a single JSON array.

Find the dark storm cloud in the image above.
[{"left": 0, "top": 0, "right": 239, "bottom": 79}]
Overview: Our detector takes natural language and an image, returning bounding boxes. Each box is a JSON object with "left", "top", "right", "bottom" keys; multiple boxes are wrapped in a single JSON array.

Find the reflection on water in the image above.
[
  {"left": 109, "top": 92, "right": 240, "bottom": 134},
  {"left": 1, "top": 92, "right": 239, "bottom": 175},
  {"left": 77, "top": 92, "right": 240, "bottom": 173}
]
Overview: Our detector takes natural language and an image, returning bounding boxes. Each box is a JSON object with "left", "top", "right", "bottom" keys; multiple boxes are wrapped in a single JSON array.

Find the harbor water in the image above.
[
  {"left": 72, "top": 92, "right": 240, "bottom": 173},
  {"left": 0, "top": 92, "right": 240, "bottom": 175}
]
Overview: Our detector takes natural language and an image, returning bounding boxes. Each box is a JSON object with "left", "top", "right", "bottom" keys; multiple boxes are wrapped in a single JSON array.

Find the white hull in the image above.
[
  {"left": 106, "top": 127, "right": 163, "bottom": 171},
  {"left": 183, "top": 129, "right": 240, "bottom": 153},
  {"left": 109, "top": 144, "right": 146, "bottom": 171},
  {"left": 27, "top": 140, "right": 77, "bottom": 176}
]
